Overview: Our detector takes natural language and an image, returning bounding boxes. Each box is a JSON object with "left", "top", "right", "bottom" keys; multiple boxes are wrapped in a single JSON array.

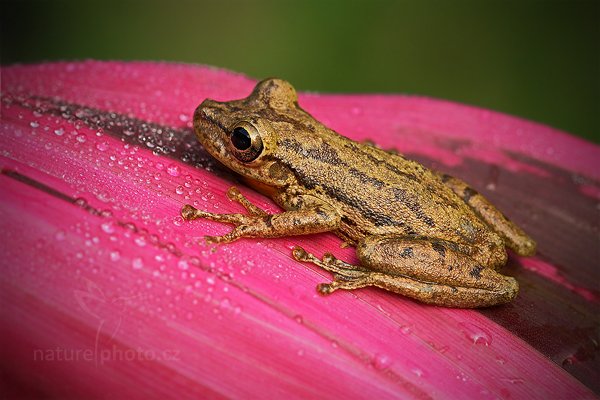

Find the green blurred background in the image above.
[{"left": 2, "top": 0, "right": 598, "bottom": 142}]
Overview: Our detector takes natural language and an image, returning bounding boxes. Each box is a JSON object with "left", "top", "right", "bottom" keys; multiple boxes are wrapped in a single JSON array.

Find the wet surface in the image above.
[
  {"left": 1, "top": 62, "right": 598, "bottom": 397},
  {"left": 4, "top": 93, "right": 598, "bottom": 392}
]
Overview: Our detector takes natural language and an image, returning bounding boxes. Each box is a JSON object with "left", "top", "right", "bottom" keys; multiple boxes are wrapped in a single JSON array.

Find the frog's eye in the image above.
[{"left": 229, "top": 122, "right": 264, "bottom": 162}]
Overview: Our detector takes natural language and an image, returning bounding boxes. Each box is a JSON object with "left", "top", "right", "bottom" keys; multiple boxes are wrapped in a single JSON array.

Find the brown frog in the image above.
[{"left": 181, "top": 78, "right": 536, "bottom": 308}]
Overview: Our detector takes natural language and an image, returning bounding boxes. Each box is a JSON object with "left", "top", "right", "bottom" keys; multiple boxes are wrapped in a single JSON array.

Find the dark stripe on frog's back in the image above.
[
  {"left": 274, "top": 137, "right": 456, "bottom": 234},
  {"left": 279, "top": 139, "right": 387, "bottom": 188}
]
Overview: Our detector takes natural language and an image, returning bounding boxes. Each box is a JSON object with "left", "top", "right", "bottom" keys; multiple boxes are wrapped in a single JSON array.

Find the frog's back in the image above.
[{"left": 277, "top": 134, "right": 489, "bottom": 245}]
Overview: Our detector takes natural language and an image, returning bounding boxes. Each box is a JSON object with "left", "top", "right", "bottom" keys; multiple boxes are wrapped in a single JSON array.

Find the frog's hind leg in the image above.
[
  {"left": 293, "top": 238, "right": 519, "bottom": 308},
  {"left": 438, "top": 173, "right": 536, "bottom": 256},
  {"left": 356, "top": 235, "right": 519, "bottom": 307}
]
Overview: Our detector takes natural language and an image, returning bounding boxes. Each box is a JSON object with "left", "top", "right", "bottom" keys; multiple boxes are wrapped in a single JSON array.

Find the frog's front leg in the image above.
[
  {"left": 294, "top": 236, "right": 518, "bottom": 308},
  {"left": 182, "top": 187, "right": 341, "bottom": 243}
]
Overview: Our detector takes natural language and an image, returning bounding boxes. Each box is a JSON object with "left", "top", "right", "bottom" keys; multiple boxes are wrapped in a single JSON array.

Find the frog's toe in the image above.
[
  {"left": 316, "top": 282, "right": 335, "bottom": 295},
  {"left": 292, "top": 246, "right": 310, "bottom": 261},
  {"left": 204, "top": 231, "right": 240, "bottom": 244},
  {"left": 181, "top": 204, "right": 198, "bottom": 220},
  {"left": 182, "top": 204, "right": 228, "bottom": 221},
  {"left": 226, "top": 186, "right": 242, "bottom": 199},
  {"left": 316, "top": 275, "right": 374, "bottom": 295},
  {"left": 204, "top": 235, "right": 223, "bottom": 244},
  {"left": 322, "top": 253, "right": 336, "bottom": 263}
]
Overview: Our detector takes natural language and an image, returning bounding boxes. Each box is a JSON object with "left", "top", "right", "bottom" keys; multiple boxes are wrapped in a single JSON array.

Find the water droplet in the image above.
[
  {"left": 206, "top": 276, "right": 215, "bottom": 285},
  {"left": 101, "top": 222, "right": 115, "bottom": 234},
  {"left": 501, "top": 377, "right": 525, "bottom": 384},
  {"left": 167, "top": 164, "right": 181, "bottom": 177},
  {"left": 178, "top": 259, "right": 189, "bottom": 270},
  {"left": 293, "top": 315, "right": 304, "bottom": 324},
  {"left": 179, "top": 113, "right": 189, "bottom": 122},
  {"left": 54, "top": 230, "right": 66, "bottom": 241},
  {"left": 562, "top": 356, "right": 577, "bottom": 366},
  {"left": 54, "top": 128, "right": 64, "bottom": 136},
  {"left": 175, "top": 185, "right": 184, "bottom": 195},
  {"left": 30, "top": 121, "right": 39, "bottom": 128},
  {"left": 134, "top": 236, "right": 147, "bottom": 247},
  {"left": 412, "top": 368, "right": 423, "bottom": 378},
  {"left": 96, "top": 191, "right": 111, "bottom": 202},
  {"left": 76, "top": 134, "right": 87, "bottom": 143},
  {"left": 372, "top": 353, "right": 392, "bottom": 371},
  {"left": 456, "top": 371, "right": 469, "bottom": 382},
  {"left": 220, "top": 298, "right": 232, "bottom": 310},
  {"left": 173, "top": 216, "right": 184, "bottom": 226},
  {"left": 110, "top": 250, "right": 121, "bottom": 261},
  {"left": 96, "top": 142, "right": 109, "bottom": 151},
  {"left": 460, "top": 322, "right": 492, "bottom": 346},
  {"left": 132, "top": 258, "right": 144, "bottom": 270}
]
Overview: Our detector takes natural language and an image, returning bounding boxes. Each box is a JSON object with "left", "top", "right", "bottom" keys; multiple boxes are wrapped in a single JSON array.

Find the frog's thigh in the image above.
[
  {"left": 438, "top": 173, "right": 536, "bottom": 256},
  {"left": 357, "top": 236, "right": 518, "bottom": 307}
]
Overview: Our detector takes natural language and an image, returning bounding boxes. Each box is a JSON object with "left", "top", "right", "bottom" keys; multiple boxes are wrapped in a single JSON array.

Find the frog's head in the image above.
[{"left": 194, "top": 78, "right": 301, "bottom": 191}]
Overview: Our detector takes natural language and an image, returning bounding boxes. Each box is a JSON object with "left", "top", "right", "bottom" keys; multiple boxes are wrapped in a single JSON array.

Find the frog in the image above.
[{"left": 181, "top": 78, "right": 537, "bottom": 308}]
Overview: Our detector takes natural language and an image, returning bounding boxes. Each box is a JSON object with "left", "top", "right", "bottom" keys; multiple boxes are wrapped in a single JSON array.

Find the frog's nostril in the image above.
[
  {"left": 197, "top": 105, "right": 217, "bottom": 120},
  {"left": 201, "top": 108, "right": 213, "bottom": 118}
]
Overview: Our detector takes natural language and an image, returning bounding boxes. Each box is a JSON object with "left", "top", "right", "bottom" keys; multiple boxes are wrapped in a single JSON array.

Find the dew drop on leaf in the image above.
[
  {"left": 372, "top": 353, "right": 392, "bottom": 371},
  {"left": 96, "top": 142, "right": 109, "bottom": 151},
  {"left": 132, "top": 257, "right": 144, "bottom": 270},
  {"left": 101, "top": 222, "right": 115, "bottom": 234},
  {"left": 167, "top": 164, "right": 181, "bottom": 177},
  {"left": 110, "top": 250, "right": 121, "bottom": 262}
]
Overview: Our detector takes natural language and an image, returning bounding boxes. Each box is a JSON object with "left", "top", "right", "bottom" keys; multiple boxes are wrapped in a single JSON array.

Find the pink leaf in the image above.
[{"left": 1, "top": 61, "right": 597, "bottom": 399}]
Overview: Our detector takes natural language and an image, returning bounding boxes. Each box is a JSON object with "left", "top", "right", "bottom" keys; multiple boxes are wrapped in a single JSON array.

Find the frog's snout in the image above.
[
  {"left": 196, "top": 99, "right": 220, "bottom": 120},
  {"left": 200, "top": 98, "right": 219, "bottom": 109}
]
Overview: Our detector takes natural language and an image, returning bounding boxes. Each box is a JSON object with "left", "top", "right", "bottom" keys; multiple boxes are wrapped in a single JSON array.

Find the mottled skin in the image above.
[{"left": 182, "top": 78, "right": 536, "bottom": 308}]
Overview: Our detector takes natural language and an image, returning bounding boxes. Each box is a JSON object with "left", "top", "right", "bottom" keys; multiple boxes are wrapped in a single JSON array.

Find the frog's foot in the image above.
[
  {"left": 180, "top": 208, "right": 253, "bottom": 244},
  {"left": 180, "top": 187, "right": 272, "bottom": 243},
  {"left": 291, "top": 247, "right": 387, "bottom": 296},
  {"left": 292, "top": 246, "right": 372, "bottom": 294},
  {"left": 182, "top": 190, "right": 341, "bottom": 244},
  {"left": 316, "top": 276, "right": 375, "bottom": 295},
  {"left": 182, "top": 188, "right": 266, "bottom": 222},
  {"left": 437, "top": 173, "right": 536, "bottom": 257},
  {"left": 292, "top": 246, "right": 368, "bottom": 278}
]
